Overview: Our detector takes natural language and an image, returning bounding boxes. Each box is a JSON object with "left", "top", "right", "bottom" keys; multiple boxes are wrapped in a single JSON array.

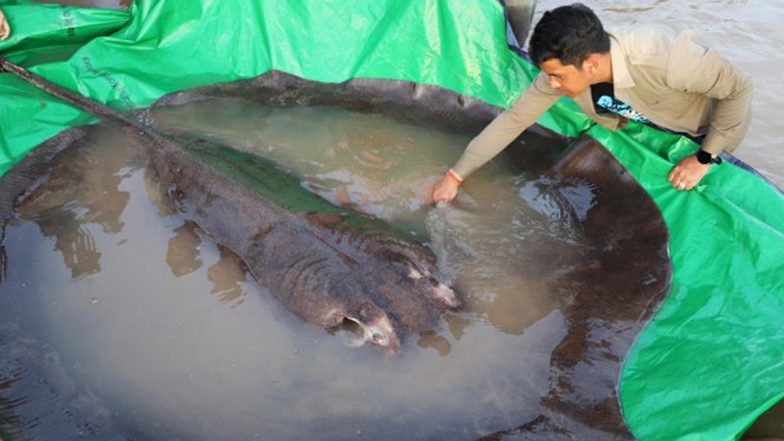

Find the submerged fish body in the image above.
[
  {"left": 1, "top": 58, "right": 458, "bottom": 352},
  {"left": 150, "top": 135, "right": 459, "bottom": 351}
]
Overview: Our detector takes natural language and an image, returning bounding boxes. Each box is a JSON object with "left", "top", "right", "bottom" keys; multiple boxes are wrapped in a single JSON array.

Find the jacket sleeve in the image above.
[
  {"left": 451, "top": 72, "right": 560, "bottom": 179},
  {"left": 666, "top": 31, "right": 754, "bottom": 155}
]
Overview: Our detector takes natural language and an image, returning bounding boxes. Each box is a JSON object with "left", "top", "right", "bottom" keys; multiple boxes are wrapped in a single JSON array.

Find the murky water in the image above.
[
  {"left": 0, "top": 104, "right": 606, "bottom": 440},
  {"left": 149, "top": 100, "right": 591, "bottom": 332}
]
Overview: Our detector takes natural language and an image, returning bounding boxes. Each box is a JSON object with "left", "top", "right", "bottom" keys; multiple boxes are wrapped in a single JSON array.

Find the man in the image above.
[
  {"left": 432, "top": 3, "right": 753, "bottom": 202},
  {"left": 0, "top": 7, "right": 10, "bottom": 40}
]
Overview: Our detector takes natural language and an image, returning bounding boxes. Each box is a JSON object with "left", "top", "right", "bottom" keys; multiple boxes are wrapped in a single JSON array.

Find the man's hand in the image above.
[
  {"left": 431, "top": 171, "right": 462, "bottom": 204},
  {"left": 0, "top": 9, "right": 10, "bottom": 40},
  {"left": 668, "top": 154, "right": 711, "bottom": 191}
]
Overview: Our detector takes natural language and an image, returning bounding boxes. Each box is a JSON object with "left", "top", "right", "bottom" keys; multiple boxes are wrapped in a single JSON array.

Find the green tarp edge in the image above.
[
  {"left": 0, "top": 1, "right": 782, "bottom": 440},
  {"left": 590, "top": 122, "right": 784, "bottom": 440}
]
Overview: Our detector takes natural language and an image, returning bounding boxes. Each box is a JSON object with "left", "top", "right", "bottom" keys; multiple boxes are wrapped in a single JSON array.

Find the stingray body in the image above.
[
  {"left": 0, "top": 57, "right": 458, "bottom": 352},
  {"left": 1, "top": 57, "right": 672, "bottom": 438}
]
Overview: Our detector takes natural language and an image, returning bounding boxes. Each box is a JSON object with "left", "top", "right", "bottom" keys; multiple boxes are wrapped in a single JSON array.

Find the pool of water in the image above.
[{"left": 0, "top": 103, "right": 613, "bottom": 440}]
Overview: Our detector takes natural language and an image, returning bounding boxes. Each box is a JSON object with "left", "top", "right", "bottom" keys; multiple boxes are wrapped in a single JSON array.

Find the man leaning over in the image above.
[{"left": 432, "top": 3, "right": 753, "bottom": 202}]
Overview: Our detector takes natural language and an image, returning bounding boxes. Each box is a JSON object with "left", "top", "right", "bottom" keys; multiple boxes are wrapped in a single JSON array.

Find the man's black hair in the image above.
[{"left": 528, "top": 3, "right": 610, "bottom": 68}]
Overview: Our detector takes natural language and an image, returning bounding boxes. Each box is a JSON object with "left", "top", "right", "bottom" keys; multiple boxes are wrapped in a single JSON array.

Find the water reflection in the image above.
[
  {"left": 16, "top": 131, "right": 131, "bottom": 279},
  {"left": 206, "top": 246, "right": 246, "bottom": 307},
  {"left": 30, "top": 210, "right": 102, "bottom": 278},
  {"left": 150, "top": 157, "right": 248, "bottom": 308},
  {"left": 165, "top": 222, "right": 203, "bottom": 277}
]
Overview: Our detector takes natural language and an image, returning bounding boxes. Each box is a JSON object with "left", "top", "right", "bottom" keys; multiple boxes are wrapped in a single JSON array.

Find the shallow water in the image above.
[{"left": 0, "top": 105, "right": 610, "bottom": 440}]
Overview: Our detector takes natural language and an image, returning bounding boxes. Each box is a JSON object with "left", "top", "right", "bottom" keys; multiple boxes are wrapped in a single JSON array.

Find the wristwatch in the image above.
[{"left": 696, "top": 149, "right": 723, "bottom": 165}]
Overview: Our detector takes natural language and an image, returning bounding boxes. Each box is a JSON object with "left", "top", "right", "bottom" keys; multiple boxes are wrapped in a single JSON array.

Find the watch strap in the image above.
[{"left": 696, "top": 149, "right": 723, "bottom": 165}]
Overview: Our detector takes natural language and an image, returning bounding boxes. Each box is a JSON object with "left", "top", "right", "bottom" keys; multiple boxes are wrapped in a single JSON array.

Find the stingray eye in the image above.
[{"left": 372, "top": 332, "right": 384, "bottom": 343}]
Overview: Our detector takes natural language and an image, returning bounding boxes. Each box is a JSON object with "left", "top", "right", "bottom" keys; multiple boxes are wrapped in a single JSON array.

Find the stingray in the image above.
[{"left": 0, "top": 52, "right": 671, "bottom": 437}]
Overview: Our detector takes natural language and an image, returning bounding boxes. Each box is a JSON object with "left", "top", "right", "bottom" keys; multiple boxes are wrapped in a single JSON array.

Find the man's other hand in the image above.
[
  {"left": 668, "top": 155, "right": 711, "bottom": 191},
  {"left": 0, "top": 9, "right": 10, "bottom": 40}
]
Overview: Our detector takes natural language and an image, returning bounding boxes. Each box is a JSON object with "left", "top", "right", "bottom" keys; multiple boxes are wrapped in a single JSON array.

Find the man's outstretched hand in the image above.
[
  {"left": 431, "top": 172, "right": 461, "bottom": 204},
  {"left": 668, "top": 155, "right": 711, "bottom": 191}
]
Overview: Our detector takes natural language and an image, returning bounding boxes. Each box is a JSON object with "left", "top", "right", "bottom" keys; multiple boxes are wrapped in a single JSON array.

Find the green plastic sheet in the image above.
[
  {"left": 0, "top": 3, "right": 128, "bottom": 66},
  {"left": 0, "top": 1, "right": 782, "bottom": 439}
]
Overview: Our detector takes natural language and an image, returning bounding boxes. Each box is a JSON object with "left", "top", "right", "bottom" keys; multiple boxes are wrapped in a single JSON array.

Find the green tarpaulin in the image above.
[{"left": 0, "top": 1, "right": 782, "bottom": 439}]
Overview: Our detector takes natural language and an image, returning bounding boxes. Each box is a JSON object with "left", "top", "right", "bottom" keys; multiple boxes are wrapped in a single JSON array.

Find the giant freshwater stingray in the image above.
[
  {"left": 0, "top": 57, "right": 460, "bottom": 353},
  {"left": 0, "top": 60, "right": 672, "bottom": 438}
]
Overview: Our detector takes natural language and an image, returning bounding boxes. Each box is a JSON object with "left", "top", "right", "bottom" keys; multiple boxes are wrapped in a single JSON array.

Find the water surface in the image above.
[{"left": 1, "top": 104, "right": 604, "bottom": 440}]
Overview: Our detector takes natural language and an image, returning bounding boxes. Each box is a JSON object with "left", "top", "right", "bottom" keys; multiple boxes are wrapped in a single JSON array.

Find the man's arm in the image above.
[
  {"left": 666, "top": 32, "right": 753, "bottom": 190},
  {"left": 432, "top": 73, "right": 559, "bottom": 202},
  {"left": 667, "top": 31, "right": 753, "bottom": 156},
  {"left": 0, "top": 8, "right": 10, "bottom": 40}
]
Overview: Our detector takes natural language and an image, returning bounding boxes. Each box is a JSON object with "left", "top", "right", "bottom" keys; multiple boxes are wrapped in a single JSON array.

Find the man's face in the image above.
[{"left": 540, "top": 58, "right": 593, "bottom": 98}]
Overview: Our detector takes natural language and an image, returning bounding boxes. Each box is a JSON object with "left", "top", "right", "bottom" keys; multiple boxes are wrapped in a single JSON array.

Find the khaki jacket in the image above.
[{"left": 452, "top": 25, "right": 753, "bottom": 179}]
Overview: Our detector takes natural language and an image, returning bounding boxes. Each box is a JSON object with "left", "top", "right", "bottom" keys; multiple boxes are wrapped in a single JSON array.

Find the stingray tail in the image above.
[{"left": 0, "top": 56, "right": 143, "bottom": 131}]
